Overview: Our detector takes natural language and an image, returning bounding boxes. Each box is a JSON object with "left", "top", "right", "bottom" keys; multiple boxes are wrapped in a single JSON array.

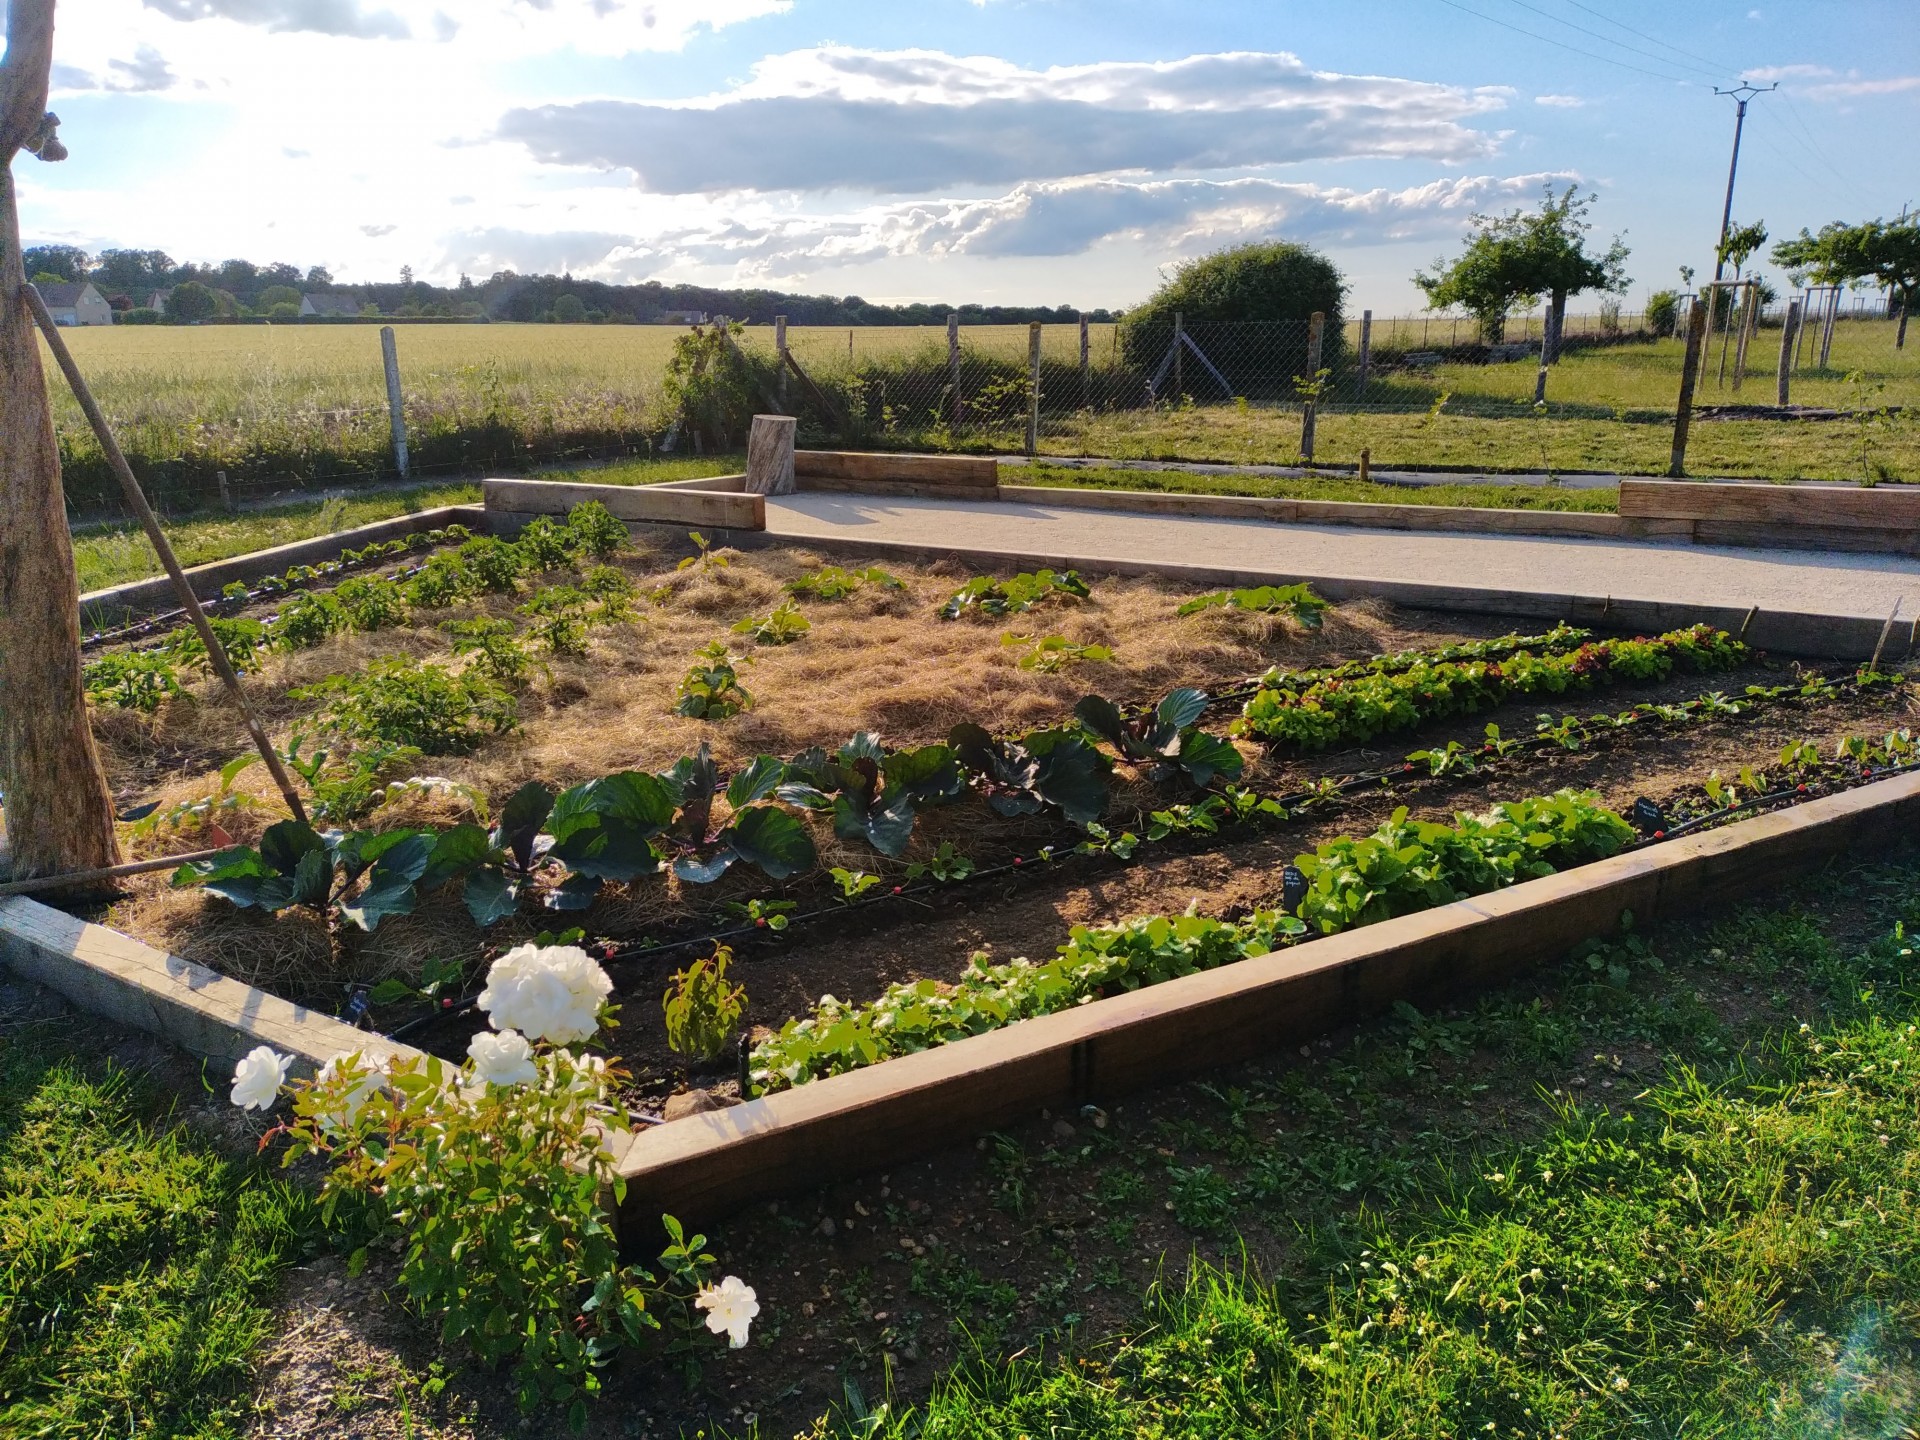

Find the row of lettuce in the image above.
[{"left": 176, "top": 622, "right": 1756, "bottom": 935}]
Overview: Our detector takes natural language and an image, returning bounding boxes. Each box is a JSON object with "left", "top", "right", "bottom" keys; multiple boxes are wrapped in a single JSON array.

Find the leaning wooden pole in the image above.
[
  {"left": 0, "top": 0, "right": 122, "bottom": 878},
  {"left": 1669, "top": 299, "right": 1708, "bottom": 479},
  {"left": 26, "top": 285, "right": 309, "bottom": 824}
]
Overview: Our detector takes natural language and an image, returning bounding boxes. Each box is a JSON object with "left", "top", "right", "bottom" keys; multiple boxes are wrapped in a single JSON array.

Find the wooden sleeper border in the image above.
[{"left": 614, "top": 770, "right": 1920, "bottom": 1225}]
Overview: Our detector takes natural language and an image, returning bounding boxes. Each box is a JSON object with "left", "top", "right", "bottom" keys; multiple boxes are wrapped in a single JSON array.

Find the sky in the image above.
[{"left": 8, "top": 0, "right": 1918, "bottom": 312}]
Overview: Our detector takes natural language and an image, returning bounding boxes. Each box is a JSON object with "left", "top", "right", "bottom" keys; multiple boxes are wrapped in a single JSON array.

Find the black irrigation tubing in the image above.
[
  {"left": 379, "top": 666, "right": 1906, "bottom": 1041},
  {"left": 83, "top": 541, "right": 462, "bottom": 652}
]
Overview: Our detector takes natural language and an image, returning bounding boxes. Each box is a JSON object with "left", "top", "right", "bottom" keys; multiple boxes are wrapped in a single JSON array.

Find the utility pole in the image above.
[{"left": 1710, "top": 83, "right": 1776, "bottom": 283}]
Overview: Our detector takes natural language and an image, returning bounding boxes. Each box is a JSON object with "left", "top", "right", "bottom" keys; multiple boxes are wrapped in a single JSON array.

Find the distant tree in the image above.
[
  {"left": 267, "top": 302, "right": 300, "bottom": 320},
  {"left": 1773, "top": 217, "right": 1920, "bottom": 348},
  {"left": 259, "top": 261, "right": 301, "bottom": 289},
  {"left": 1645, "top": 290, "right": 1681, "bottom": 335},
  {"left": 305, "top": 264, "right": 334, "bottom": 288},
  {"left": 400, "top": 264, "right": 414, "bottom": 286},
  {"left": 1118, "top": 240, "right": 1346, "bottom": 395},
  {"left": 120, "top": 306, "right": 162, "bottom": 325},
  {"left": 93, "top": 246, "right": 175, "bottom": 293},
  {"left": 1415, "top": 185, "right": 1630, "bottom": 351},
  {"left": 1717, "top": 219, "right": 1768, "bottom": 280},
  {"left": 552, "top": 293, "right": 587, "bottom": 324},
  {"left": 22, "top": 242, "right": 86, "bottom": 280},
  {"left": 257, "top": 284, "right": 302, "bottom": 310},
  {"left": 166, "top": 280, "right": 218, "bottom": 322},
  {"left": 217, "top": 257, "right": 258, "bottom": 294},
  {"left": 29, "top": 269, "right": 65, "bottom": 285}
]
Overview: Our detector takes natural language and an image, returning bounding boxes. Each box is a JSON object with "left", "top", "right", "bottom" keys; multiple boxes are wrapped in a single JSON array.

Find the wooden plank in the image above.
[
  {"left": 77, "top": 505, "right": 485, "bottom": 625},
  {"left": 616, "top": 771, "right": 1920, "bottom": 1222},
  {"left": 484, "top": 477, "right": 765, "bottom": 531},
  {"left": 1622, "top": 479, "right": 1920, "bottom": 531},
  {"left": 0, "top": 895, "right": 424, "bottom": 1075},
  {"left": 795, "top": 450, "right": 998, "bottom": 487},
  {"left": 797, "top": 476, "right": 1003, "bottom": 503}
]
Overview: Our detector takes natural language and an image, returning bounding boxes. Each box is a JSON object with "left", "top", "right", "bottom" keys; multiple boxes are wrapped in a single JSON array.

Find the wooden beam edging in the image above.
[
  {"left": 617, "top": 770, "right": 1920, "bottom": 1223},
  {"left": 77, "top": 504, "right": 485, "bottom": 626},
  {"left": 1622, "top": 479, "right": 1920, "bottom": 533},
  {"left": 0, "top": 894, "right": 422, "bottom": 1076},
  {"left": 483, "top": 477, "right": 766, "bottom": 532},
  {"left": 731, "top": 528, "right": 1914, "bottom": 662}
]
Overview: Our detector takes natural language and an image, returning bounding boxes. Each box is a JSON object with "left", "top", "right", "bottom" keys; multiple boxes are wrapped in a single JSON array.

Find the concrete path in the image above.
[{"left": 766, "top": 491, "right": 1920, "bottom": 623}]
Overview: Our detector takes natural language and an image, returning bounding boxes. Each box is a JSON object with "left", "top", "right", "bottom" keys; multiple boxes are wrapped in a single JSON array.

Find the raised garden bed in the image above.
[{"left": 13, "top": 512, "right": 1918, "bottom": 1224}]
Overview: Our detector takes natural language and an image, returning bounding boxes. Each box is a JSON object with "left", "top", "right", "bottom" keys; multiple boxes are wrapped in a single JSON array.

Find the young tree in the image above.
[
  {"left": 1415, "top": 186, "right": 1630, "bottom": 353},
  {"left": 0, "top": 0, "right": 123, "bottom": 876},
  {"left": 166, "top": 279, "right": 218, "bottom": 322},
  {"left": 1774, "top": 218, "right": 1920, "bottom": 349}
]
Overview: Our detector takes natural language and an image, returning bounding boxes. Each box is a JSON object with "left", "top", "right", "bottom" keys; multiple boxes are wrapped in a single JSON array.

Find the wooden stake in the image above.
[
  {"left": 1355, "top": 309, "right": 1372, "bottom": 400},
  {"left": 1300, "top": 311, "right": 1325, "bottom": 462},
  {"left": 1024, "top": 321, "right": 1042, "bottom": 458},
  {"left": 1669, "top": 299, "right": 1707, "bottom": 478},
  {"left": 774, "top": 314, "right": 789, "bottom": 410},
  {"left": 0, "top": 846, "right": 222, "bottom": 897},
  {"left": 1776, "top": 298, "right": 1801, "bottom": 407},
  {"left": 380, "top": 325, "right": 409, "bottom": 478},
  {"left": 1078, "top": 312, "right": 1090, "bottom": 409},
  {"left": 947, "top": 312, "right": 962, "bottom": 424},
  {"left": 1869, "top": 598, "right": 1902, "bottom": 676},
  {"left": 26, "top": 284, "right": 309, "bottom": 824}
]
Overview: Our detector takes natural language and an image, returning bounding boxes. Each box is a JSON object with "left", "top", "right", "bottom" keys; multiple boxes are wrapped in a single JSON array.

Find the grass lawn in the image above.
[
  {"left": 0, "top": 1005, "right": 318, "bottom": 1437},
  {"left": 69, "top": 455, "right": 742, "bottom": 593},
  {"left": 1015, "top": 460, "right": 1621, "bottom": 512},
  {"left": 767, "top": 850, "right": 1920, "bottom": 1439}
]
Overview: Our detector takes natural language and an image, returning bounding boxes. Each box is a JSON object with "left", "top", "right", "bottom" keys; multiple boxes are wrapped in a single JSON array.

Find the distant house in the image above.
[
  {"left": 37, "top": 281, "right": 113, "bottom": 326},
  {"left": 144, "top": 289, "right": 172, "bottom": 313},
  {"left": 300, "top": 293, "right": 362, "bottom": 318},
  {"left": 659, "top": 310, "right": 709, "bottom": 325}
]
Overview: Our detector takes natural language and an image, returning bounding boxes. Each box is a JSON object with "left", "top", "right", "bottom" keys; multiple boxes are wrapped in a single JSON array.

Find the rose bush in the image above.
[{"left": 233, "top": 944, "right": 754, "bottom": 1426}]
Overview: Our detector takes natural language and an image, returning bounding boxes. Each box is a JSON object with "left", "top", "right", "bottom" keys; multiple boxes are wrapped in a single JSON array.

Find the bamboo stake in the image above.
[
  {"left": 0, "top": 847, "right": 221, "bottom": 897},
  {"left": 25, "top": 284, "right": 309, "bottom": 823}
]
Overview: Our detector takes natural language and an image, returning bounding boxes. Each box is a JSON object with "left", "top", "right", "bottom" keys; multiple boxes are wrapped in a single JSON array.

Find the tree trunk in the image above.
[
  {"left": 0, "top": 0, "right": 122, "bottom": 878},
  {"left": 1898, "top": 296, "right": 1909, "bottom": 350}
]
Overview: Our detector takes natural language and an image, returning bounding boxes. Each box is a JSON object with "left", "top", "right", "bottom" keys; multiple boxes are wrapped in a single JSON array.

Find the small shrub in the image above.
[
  {"left": 730, "top": 599, "right": 811, "bottom": 645},
  {"left": 515, "top": 517, "right": 574, "bottom": 571},
  {"left": 459, "top": 536, "right": 526, "bottom": 594},
  {"left": 272, "top": 591, "right": 349, "bottom": 649},
  {"left": 1003, "top": 632, "right": 1114, "bottom": 672},
  {"left": 295, "top": 658, "right": 518, "bottom": 754},
  {"left": 663, "top": 946, "right": 748, "bottom": 1062},
  {"left": 333, "top": 575, "right": 409, "bottom": 631},
  {"left": 445, "top": 617, "right": 534, "bottom": 685},
  {"left": 582, "top": 564, "right": 635, "bottom": 601},
  {"left": 1177, "top": 583, "right": 1329, "bottom": 626},
  {"left": 404, "top": 552, "right": 479, "bottom": 608},
  {"left": 675, "top": 641, "right": 754, "bottom": 719},
  {"left": 566, "top": 501, "right": 628, "bottom": 560}
]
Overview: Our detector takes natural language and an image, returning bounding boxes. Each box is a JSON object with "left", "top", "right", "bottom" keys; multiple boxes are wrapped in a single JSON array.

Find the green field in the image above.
[{"left": 42, "top": 318, "right": 1920, "bottom": 516}]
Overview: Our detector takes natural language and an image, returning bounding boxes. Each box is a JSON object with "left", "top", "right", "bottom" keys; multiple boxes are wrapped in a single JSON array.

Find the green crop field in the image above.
[{"left": 41, "top": 318, "right": 1920, "bottom": 515}]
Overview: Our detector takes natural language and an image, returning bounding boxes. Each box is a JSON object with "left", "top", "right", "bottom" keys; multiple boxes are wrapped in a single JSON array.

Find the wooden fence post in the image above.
[
  {"left": 379, "top": 325, "right": 409, "bottom": 478},
  {"left": 217, "top": 469, "right": 232, "bottom": 511},
  {"left": 1078, "top": 312, "right": 1090, "bottom": 408},
  {"left": 1776, "top": 298, "right": 1801, "bottom": 407},
  {"left": 1300, "top": 310, "right": 1325, "bottom": 462},
  {"left": 1172, "top": 310, "right": 1184, "bottom": 398},
  {"left": 775, "top": 315, "right": 789, "bottom": 410},
  {"left": 1669, "top": 299, "right": 1707, "bottom": 478},
  {"left": 1025, "top": 321, "right": 1042, "bottom": 457},
  {"left": 1355, "top": 309, "right": 1372, "bottom": 401},
  {"left": 947, "top": 312, "right": 962, "bottom": 424}
]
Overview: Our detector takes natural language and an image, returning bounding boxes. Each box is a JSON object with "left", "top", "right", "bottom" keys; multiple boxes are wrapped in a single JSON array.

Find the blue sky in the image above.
[{"left": 12, "top": 0, "right": 1918, "bottom": 311}]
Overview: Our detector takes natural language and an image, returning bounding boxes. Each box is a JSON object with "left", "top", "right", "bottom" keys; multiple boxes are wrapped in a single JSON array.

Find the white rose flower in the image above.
[
  {"left": 313, "top": 1051, "right": 386, "bottom": 1135},
  {"left": 695, "top": 1275, "right": 760, "bottom": 1349},
  {"left": 230, "top": 1045, "right": 293, "bottom": 1112},
  {"left": 467, "top": 1029, "right": 539, "bottom": 1089},
  {"left": 477, "top": 943, "right": 613, "bottom": 1045}
]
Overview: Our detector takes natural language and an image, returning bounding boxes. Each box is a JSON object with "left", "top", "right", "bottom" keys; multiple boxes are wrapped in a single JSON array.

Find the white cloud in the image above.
[
  {"left": 142, "top": 0, "right": 410, "bottom": 39},
  {"left": 52, "top": 44, "right": 178, "bottom": 91},
  {"left": 1534, "top": 93, "right": 1583, "bottom": 108},
  {"left": 500, "top": 47, "right": 1513, "bottom": 194},
  {"left": 474, "top": 170, "right": 1575, "bottom": 283},
  {"left": 1742, "top": 64, "right": 1919, "bottom": 100}
]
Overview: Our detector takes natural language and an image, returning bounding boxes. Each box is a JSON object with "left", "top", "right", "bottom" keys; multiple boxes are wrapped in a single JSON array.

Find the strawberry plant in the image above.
[
  {"left": 404, "top": 552, "right": 480, "bottom": 608},
  {"left": 458, "top": 535, "right": 527, "bottom": 594},
  {"left": 294, "top": 659, "right": 518, "bottom": 755},
  {"left": 675, "top": 642, "right": 753, "bottom": 719},
  {"left": 514, "top": 516, "right": 576, "bottom": 571},
  {"left": 731, "top": 600, "right": 812, "bottom": 645},
  {"left": 273, "top": 591, "right": 349, "bottom": 650},
  {"left": 1177, "top": 583, "right": 1330, "bottom": 627},
  {"left": 940, "top": 569, "right": 1090, "bottom": 620},
  {"left": 565, "top": 500, "right": 629, "bottom": 559},
  {"left": 83, "top": 647, "right": 182, "bottom": 712},
  {"left": 786, "top": 564, "right": 905, "bottom": 601},
  {"left": 1002, "top": 633, "right": 1114, "bottom": 673},
  {"left": 333, "top": 575, "right": 409, "bottom": 631}
]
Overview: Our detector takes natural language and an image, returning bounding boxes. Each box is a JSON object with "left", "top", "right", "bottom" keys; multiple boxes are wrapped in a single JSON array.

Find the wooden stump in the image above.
[{"left": 744, "top": 414, "right": 796, "bottom": 496}]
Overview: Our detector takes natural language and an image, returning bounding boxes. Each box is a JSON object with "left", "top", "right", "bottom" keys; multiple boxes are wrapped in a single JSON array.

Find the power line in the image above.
[
  {"left": 1551, "top": 0, "right": 1732, "bottom": 74},
  {"left": 1776, "top": 88, "right": 1873, "bottom": 209},
  {"left": 1429, "top": 0, "right": 1705, "bottom": 84},
  {"left": 1492, "top": 0, "right": 1727, "bottom": 81}
]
